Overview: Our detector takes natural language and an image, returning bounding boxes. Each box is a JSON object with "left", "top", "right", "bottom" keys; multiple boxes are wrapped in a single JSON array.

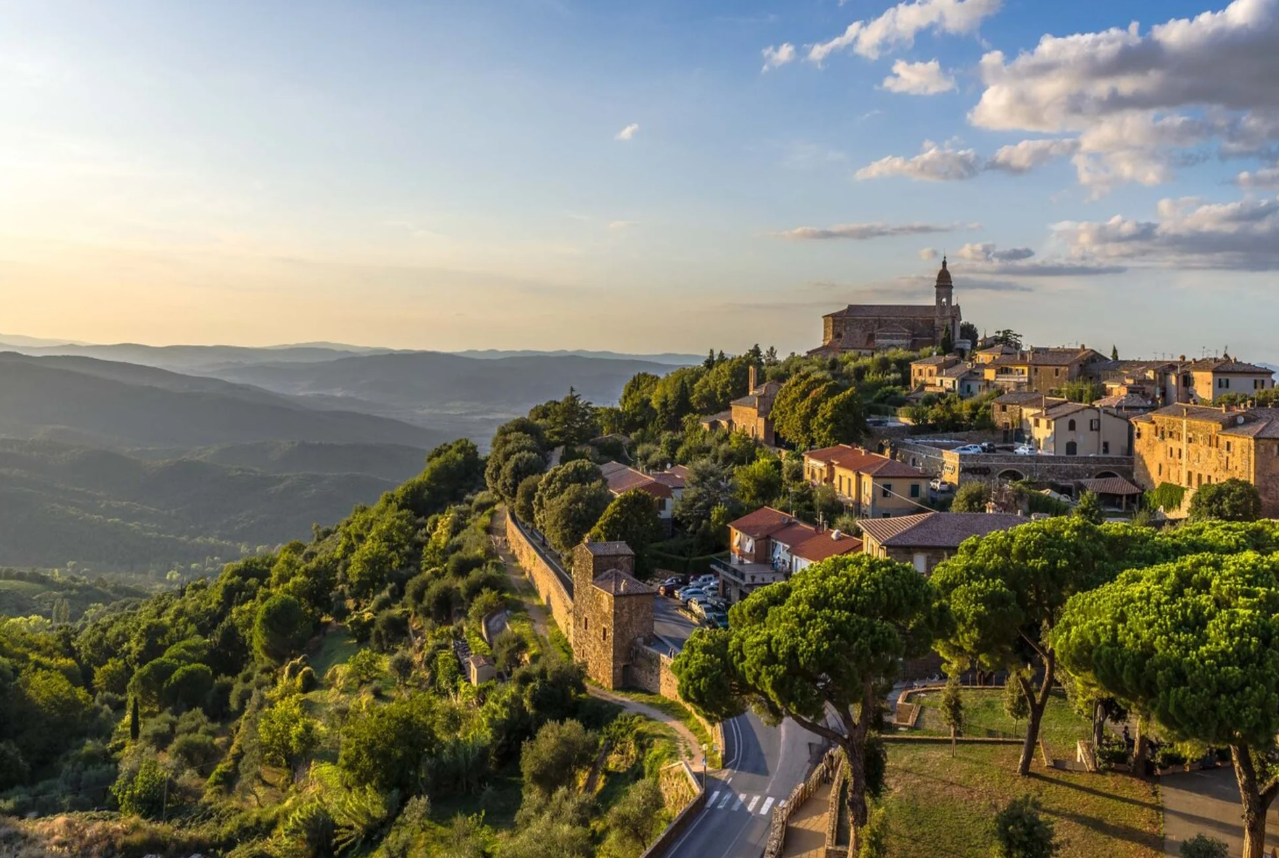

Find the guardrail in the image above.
[{"left": 640, "top": 761, "right": 706, "bottom": 858}]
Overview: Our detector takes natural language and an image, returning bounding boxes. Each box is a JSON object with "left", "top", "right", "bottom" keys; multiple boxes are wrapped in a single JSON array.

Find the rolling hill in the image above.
[{"left": 0, "top": 439, "right": 398, "bottom": 572}]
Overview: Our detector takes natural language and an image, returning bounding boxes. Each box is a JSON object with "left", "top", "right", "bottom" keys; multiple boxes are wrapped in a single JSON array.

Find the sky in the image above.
[{"left": 0, "top": 0, "right": 1277, "bottom": 360}]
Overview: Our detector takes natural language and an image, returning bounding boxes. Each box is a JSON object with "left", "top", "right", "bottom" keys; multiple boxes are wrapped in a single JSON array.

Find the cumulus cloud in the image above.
[
  {"left": 855, "top": 140, "right": 984, "bottom": 181},
  {"left": 615, "top": 123, "right": 639, "bottom": 141},
  {"left": 881, "top": 59, "right": 956, "bottom": 95},
  {"left": 919, "top": 247, "right": 940, "bottom": 261},
  {"left": 987, "top": 138, "right": 1080, "bottom": 174},
  {"left": 950, "top": 242, "right": 1125, "bottom": 276},
  {"left": 965, "top": 0, "right": 1279, "bottom": 193},
  {"left": 1237, "top": 162, "right": 1279, "bottom": 189},
  {"left": 1053, "top": 195, "right": 1279, "bottom": 270},
  {"left": 776, "top": 221, "right": 980, "bottom": 240},
  {"left": 808, "top": 0, "right": 1002, "bottom": 64},
  {"left": 761, "top": 43, "right": 796, "bottom": 72}
]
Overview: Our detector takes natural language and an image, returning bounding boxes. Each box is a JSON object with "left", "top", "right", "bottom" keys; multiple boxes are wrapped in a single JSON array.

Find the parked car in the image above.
[
  {"left": 677, "top": 587, "right": 707, "bottom": 605},
  {"left": 953, "top": 444, "right": 984, "bottom": 454},
  {"left": 689, "top": 600, "right": 710, "bottom": 619},
  {"left": 702, "top": 597, "right": 728, "bottom": 613},
  {"left": 1013, "top": 444, "right": 1036, "bottom": 456},
  {"left": 979, "top": 442, "right": 996, "bottom": 453},
  {"left": 930, "top": 478, "right": 953, "bottom": 492},
  {"left": 657, "top": 578, "right": 684, "bottom": 597},
  {"left": 703, "top": 610, "right": 728, "bottom": 629},
  {"left": 693, "top": 574, "right": 718, "bottom": 590}
]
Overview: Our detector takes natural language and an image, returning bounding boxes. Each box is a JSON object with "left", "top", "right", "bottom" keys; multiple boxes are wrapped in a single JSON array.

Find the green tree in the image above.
[
  {"left": 1110, "top": 344, "right": 1119, "bottom": 361},
  {"left": 112, "top": 757, "right": 168, "bottom": 819},
  {"left": 993, "top": 330, "right": 1023, "bottom": 350},
  {"left": 992, "top": 795, "right": 1059, "bottom": 858},
  {"left": 941, "top": 675, "right": 964, "bottom": 756},
  {"left": 539, "top": 482, "right": 612, "bottom": 554},
  {"left": 1003, "top": 672, "right": 1031, "bottom": 728},
  {"left": 605, "top": 778, "right": 665, "bottom": 854},
  {"left": 515, "top": 474, "right": 543, "bottom": 525},
  {"left": 619, "top": 373, "right": 661, "bottom": 432},
  {"left": 529, "top": 388, "right": 599, "bottom": 447},
  {"left": 1180, "top": 834, "right": 1229, "bottom": 858},
  {"left": 492, "top": 630, "right": 528, "bottom": 674},
  {"left": 498, "top": 451, "right": 547, "bottom": 504},
  {"left": 259, "top": 693, "right": 321, "bottom": 768},
  {"left": 520, "top": 719, "right": 597, "bottom": 798},
  {"left": 163, "top": 663, "right": 213, "bottom": 711},
  {"left": 734, "top": 456, "right": 783, "bottom": 511},
  {"left": 1073, "top": 490, "right": 1104, "bottom": 524},
  {"left": 130, "top": 695, "right": 140, "bottom": 742},
  {"left": 812, "top": 387, "right": 867, "bottom": 447},
  {"left": 533, "top": 460, "right": 606, "bottom": 530},
  {"left": 950, "top": 482, "right": 990, "bottom": 513},
  {"left": 673, "top": 554, "right": 942, "bottom": 845},
  {"left": 931, "top": 517, "right": 1112, "bottom": 776},
  {"left": 674, "top": 459, "right": 737, "bottom": 533},
  {"left": 338, "top": 693, "right": 439, "bottom": 793},
  {"left": 959, "top": 322, "right": 979, "bottom": 345},
  {"left": 589, "top": 489, "right": 663, "bottom": 578},
  {"left": 771, "top": 372, "right": 835, "bottom": 448},
  {"left": 691, "top": 357, "right": 752, "bottom": 414},
  {"left": 1053, "top": 551, "right": 1279, "bottom": 857},
  {"left": 345, "top": 507, "right": 416, "bottom": 597},
  {"left": 253, "top": 594, "right": 311, "bottom": 663},
  {"left": 1189, "top": 478, "right": 1262, "bottom": 522}
]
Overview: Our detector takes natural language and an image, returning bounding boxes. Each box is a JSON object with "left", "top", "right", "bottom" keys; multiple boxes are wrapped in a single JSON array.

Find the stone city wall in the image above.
[
  {"left": 505, "top": 515, "right": 575, "bottom": 647},
  {"left": 629, "top": 641, "right": 725, "bottom": 757}
]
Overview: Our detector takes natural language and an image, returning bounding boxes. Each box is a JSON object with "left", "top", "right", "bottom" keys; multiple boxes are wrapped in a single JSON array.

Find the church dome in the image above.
[{"left": 935, "top": 256, "right": 952, "bottom": 287}]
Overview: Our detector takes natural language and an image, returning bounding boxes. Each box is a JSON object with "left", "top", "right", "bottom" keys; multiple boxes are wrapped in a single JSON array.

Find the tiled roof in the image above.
[
  {"left": 700, "top": 410, "right": 732, "bottom": 424},
  {"left": 1095, "top": 393, "right": 1154, "bottom": 409},
  {"left": 581, "top": 540, "right": 635, "bottom": 557},
  {"left": 728, "top": 506, "right": 796, "bottom": 539},
  {"left": 650, "top": 471, "right": 686, "bottom": 491},
  {"left": 1146, "top": 404, "right": 1244, "bottom": 426},
  {"left": 939, "top": 364, "right": 973, "bottom": 379},
  {"left": 1077, "top": 477, "right": 1143, "bottom": 496},
  {"left": 804, "top": 444, "right": 861, "bottom": 464},
  {"left": 604, "top": 465, "right": 673, "bottom": 498},
  {"left": 827, "top": 304, "right": 939, "bottom": 319},
  {"left": 770, "top": 521, "right": 819, "bottom": 548},
  {"left": 791, "top": 531, "right": 862, "bottom": 563},
  {"left": 1042, "top": 402, "right": 1091, "bottom": 420},
  {"left": 600, "top": 461, "right": 631, "bottom": 477},
  {"left": 995, "top": 392, "right": 1063, "bottom": 406},
  {"left": 1026, "top": 350, "right": 1093, "bottom": 366},
  {"left": 1221, "top": 409, "right": 1279, "bottom": 439},
  {"left": 1187, "top": 358, "right": 1274, "bottom": 374},
  {"left": 858, "top": 512, "right": 1025, "bottom": 549},
  {"left": 912, "top": 355, "right": 957, "bottom": 367},
  {"left": 665, "top": 465, "right": 690, "bottom": 479},
  {"left": 860, "top": 458, "right": 928, "bottom": 479},
  {"left": 592, "top": 568, "right": 654, "bottom": 595}
]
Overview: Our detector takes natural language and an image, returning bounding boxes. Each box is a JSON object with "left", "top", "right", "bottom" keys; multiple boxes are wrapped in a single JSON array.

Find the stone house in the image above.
[
  {"left": 972, "top": 343, "right": 1018, "bottom": 365},
  {"left": 728, "top": 365, "right": 780, "bottom": 445},
  {"left": 992, "top": 392, "right": 1066, "bottom": 441},
  {"left": 1131, "top": 404, "right": 1279, "bottom": 518},
  {"left": 571, "top": 541, "right": 654, "bottom": 690},
  {"left": 599, "top": 461, "right": 687, "bottom": 534},
  {"left": 715, "top": 506, "right": 860, "bottom": 603},
  {"left": 1176, "top": 357, "right": 1274, "bottom": 404},
  {"left": 858, "top": 512, "right": 1025, "bottom": 575},
  {"left": 1022, "top": 401, "right": 1132, "bottom": 456},
  {"left": 802, "top": 444, "right": 930, "bottom": 518},
  {"left": 910, "top": 354, "right": 963, "bottom": 389},
  {"left": 466, "top": 655, "right": 496, "bottom": 685}
]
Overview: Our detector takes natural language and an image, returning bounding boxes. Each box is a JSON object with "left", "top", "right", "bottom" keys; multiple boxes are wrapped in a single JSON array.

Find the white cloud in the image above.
[
  {"left": 964, "top": 0, "right": 1279, "bottom": 193},
  {"left": 855, "top": 140, "right": 984, "bottom": 181},
  {"left": 608, "top": 220, "right": 637, "bottom": 230},
  {"left": 948, "top": 242, "right": 1125, "bottom": 275},
  {"left": 919, "top": 247, "right": 940, "bottom": 261},
  {"left": 808, "top": 0, "right": 1002, "bottom": 64},
  {"left": 615, "top": 123, "right": 640, "bottom": 141},
  {"left": 761, "top": 43, "right": 796, "bottom": 72},
  {"left": 777, "top": 221, "right": 979, "bottom": 240},
  {"left": 987, "top": 138, "right": 1079, "bottom": 174},
  {"left": 1053, "top": 194, "right": 1279, "bottom": 270},
  {"left": 881, "top": 59, "right": 955, "bottom": 95},
  {"left": 957, "top": 242, "right": 1034, "bottom": 262},
  {"left": 1236, "top": 163, "right": 1279, "bottom": 189}
]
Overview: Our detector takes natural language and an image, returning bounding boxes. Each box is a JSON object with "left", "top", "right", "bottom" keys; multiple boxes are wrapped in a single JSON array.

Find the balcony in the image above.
[{"left": 712, "top": 556, "right": 785, "bottom": 591}]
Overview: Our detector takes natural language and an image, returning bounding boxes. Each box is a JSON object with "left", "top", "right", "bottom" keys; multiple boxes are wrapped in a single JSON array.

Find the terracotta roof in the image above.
[
  {"left": 995, "top": 392, "right": 1064, "bottom": 406},
  {"left": 1221, "top": 409, "right": 1279, "bottom": 439},
  {"left": 728, "top": 506, "right": 796, "bottom": 539},
  {"left": 604, "top": 465, "right": 673, "bottom": 499},
  {"left": 1042, "top": 402, "right": 1092, "bottom": 421},
  {"left": 1026, "top": 348, "right": 1100, "bottom": 366},
  {"left": 666, "top": 465, "right": 690, "bottom": 479},
  {"left": 700, "top": 410, "right": 732, "bottom": 424},
  {"left": 1095, "top": 393, "right": 1154, "bottom": 409},
  {"left": 1146, "top": 404, "right": 1245, "bottom": 426},
  {"left": 592, "top": 568, "right": 654, "bottom": 595},
  {"left": 826, "top": 304, "right": 939, "bottom": 319},
  {"left": 600, "top": 461, "right": 631, "bottom": 477},
  {"left": 650, "top": 470, "right": 686, "bottom": 491},
  {"left": 858, "top": 512, "right": 1025, "bottom": 549},
  {"left": 1187, "top": 358, "right": 1273, "bottom": 375},
  {"left": 804, "top": 444, "right": 869, "bottom": 468},
  {"left": 1077, "top": 477, "right": 1143, "bottom": 496},
  {"left": 731, "top": 382, "right": 781, "bottom": 410},
  {"left": 467, "top": 654, "right": 494, "bottom": 668},
  {"left": 859, "top": 458, "right": 928, "bottom": 479},
  {"left": 581, "top": 540, "right": 635, "bottom": 557},
  {"left": 939, "top": 364, "right": 973, "bottom": 379},
  {"left": 791, "top": 531, "right": 862, "bottom": 563},
  {"left": 912, "top": 355, "right": 957, "bottom": 367},
  {"left": 770, "top": 521, "right": 819, "bottom": 548}
]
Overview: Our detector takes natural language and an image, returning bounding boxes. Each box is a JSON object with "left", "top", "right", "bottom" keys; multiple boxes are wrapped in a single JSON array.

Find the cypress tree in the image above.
[{"left": 130, "top": 695, "right": 140, "bottom": 742}]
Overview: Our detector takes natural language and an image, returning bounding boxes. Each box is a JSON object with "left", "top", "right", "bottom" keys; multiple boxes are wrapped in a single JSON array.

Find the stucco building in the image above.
[
  {"left": 803, "top": 444, "right": 930, "bottom": 518},
  {"left": 858, "top": 512, "right": 1025, "bottom": 575},
  {"left": 811, "top": 259, "right": 962, "bottom": 356},
  {"left": 599, "top": 461, "right": 687, "bottom": 534},
  {"left": 1131, "top": 404, "right": 1279, "bottom": 518},
  {"left": 715, "top": 506, "right": 861, "bottom": 602},
  {"left": 1023, "top": 401, "right": 1132, "bottom": 457}
]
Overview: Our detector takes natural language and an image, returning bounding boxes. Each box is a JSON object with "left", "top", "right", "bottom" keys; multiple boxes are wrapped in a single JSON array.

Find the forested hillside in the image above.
[{"left": 0, "top": 439, "right": 399, "bottom": 573}]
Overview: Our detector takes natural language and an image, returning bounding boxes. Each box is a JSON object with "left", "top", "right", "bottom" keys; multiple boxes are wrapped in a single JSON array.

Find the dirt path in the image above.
[{"left": 587, "top": 685, "right": 708, "bottom": 771}]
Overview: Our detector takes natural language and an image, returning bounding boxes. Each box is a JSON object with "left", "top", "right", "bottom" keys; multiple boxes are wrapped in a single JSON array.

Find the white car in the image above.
[
  {"left": 952, "top": 444, "right": 984, "bottom": 454},
  {"left": 1013, "top": 444, "right": 1036, "bottom": 456}
]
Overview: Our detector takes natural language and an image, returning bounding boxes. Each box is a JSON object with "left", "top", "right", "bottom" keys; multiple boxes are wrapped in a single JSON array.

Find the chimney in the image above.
[{"left": 748, "top": 364, "right": 758, "bottom": 393}]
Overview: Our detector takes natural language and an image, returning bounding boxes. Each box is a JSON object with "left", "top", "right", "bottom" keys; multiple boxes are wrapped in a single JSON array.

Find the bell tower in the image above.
[{"left": 935, "top": 256, "right": 956, "bottom": 344}]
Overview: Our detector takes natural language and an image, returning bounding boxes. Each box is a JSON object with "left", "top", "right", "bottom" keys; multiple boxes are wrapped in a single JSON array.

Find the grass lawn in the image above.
[
  {"left": 914, "top": 688, "right": 1091, "bottom": 753},
  {"left": 879, "top": 743, "right": 1162, "bottom": 858},
  {"left": 307, "top": 626, "right": 359, "bottom": 681},
  {"left": 608, "top": 688, "right": 723, "bottom": 769}
]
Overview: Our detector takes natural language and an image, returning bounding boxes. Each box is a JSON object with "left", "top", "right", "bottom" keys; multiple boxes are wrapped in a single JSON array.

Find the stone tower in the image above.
[
  {"left": 934, "top": 257, "right": 958, "bottom": 345},
  {"left": 571, "top": 540, "right": 654, "bottom": 689}
]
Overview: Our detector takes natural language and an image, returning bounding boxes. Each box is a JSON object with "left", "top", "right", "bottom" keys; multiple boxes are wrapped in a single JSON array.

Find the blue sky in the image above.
[{"left": 0, "top": 0, "right": 1276, "bottom": 360}]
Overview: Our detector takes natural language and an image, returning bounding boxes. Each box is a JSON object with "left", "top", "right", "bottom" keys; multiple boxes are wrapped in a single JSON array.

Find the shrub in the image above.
[
  {"left": 992, "top": 795, "right": 1059, "bottom": 858},
  {"left": 1180, "top": 834, "right": 1229, "bottom": 858},
  {"left": 519, "top": 719, "right": 597, "bottom": 798},
  {"left": 171, "top": 732, "right": 220, "bottom": 770},
  {"left": 112, "top": 757, "right": 168, "bottom": 819}
]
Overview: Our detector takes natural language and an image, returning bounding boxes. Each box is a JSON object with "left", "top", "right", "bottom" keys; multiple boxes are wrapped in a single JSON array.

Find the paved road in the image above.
[
  {"left": 652, "top": 593, "right": 827, "bottom": 858},
  {"left": 1162, "top": 767, "right": 1279, "bottom": 856}
]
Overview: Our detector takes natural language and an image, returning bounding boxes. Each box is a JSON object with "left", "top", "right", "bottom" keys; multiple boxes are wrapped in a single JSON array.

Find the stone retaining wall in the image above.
[
  {"left": 505, "top": 514, "right": 575, "bottom": 646},
  {"left": 639, "top": 761, "right": 705, "bottom": 858},
  {"left": 764, "top": 747, "right": 841, "bottom": 858}
]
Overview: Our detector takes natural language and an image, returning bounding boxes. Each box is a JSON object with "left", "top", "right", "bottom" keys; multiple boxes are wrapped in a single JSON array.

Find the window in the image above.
[
  {"left": 1055, "top": 368, "right": 1061, "bottom": 377},
  {"left": 1068, "top": 419, "right": 1077, "bottom": 431},
  {"left": 1102, "top": 441, "right": 1110, "bottom": 454},
  {"left": 602, "top": 627, "right": 607, "bottom": 642},
  {"left": 1090, "top": 419, "right": 1100, "bottom": 431},
  {"left": 882, "top": 483, "right": 892, "bottom": 498},
  {"left": 910, "top": 483, "right": 921, "bottom": 498},
  {"left": 1158, "top": 463, "right": 1163, "bottom": 476}
]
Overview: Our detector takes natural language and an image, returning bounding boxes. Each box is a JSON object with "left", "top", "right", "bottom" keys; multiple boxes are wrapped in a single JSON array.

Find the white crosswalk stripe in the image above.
[
  {"left": 708, "top": 791, "right": 719, "bottom": 806},
  {"left": 759, "top": 797, "right": 775, "bottom": 815},
  {"left": 746, "top": 795, "right": 760, "bottom": 813},
  {"left": 733, "top": 793, "right": 746, "bottom": 811},
  {"left": 717, "top": 792, "right": 732, "bottom": 810}
]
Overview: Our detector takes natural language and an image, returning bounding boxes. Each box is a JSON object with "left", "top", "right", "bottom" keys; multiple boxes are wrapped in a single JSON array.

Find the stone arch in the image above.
[
  {"left": 998, "top": 468, "right": 1027, "bottom": 482},
  {"left": 1094, "top": 470, "right": 1121, "bottom": 479}
]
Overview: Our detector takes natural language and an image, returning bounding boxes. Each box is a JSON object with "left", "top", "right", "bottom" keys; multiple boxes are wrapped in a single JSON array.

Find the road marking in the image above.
[
  {"left": 734, "top": 793, "right": 746, "bottom": 811},
  {"left": 707, "top": 791, "right": 719, "bottom": 806},
  {"left": 759, "top": 797, "right": 775, "bottom": 815},
  {"left": 717, "top": 792, "right": 732, "bottom": 809},
  {"left": 746, "top": 795, "right": 760, "bottom": 813}
]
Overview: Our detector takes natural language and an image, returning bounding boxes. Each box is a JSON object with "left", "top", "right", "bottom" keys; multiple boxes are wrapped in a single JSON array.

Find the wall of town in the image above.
[
  {"left": 629, "top": 641, "right": 725, "bottom": 755},
  {"left": 894, "top": 439, "right": 1134, "bottom": 487},
  {"left": 504, "top": 515, "right": 575, "bottom": 647}
]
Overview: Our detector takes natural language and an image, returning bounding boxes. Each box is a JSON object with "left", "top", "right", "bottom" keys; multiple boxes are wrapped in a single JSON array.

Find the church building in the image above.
[{"left": 810, "top": 259, "right": 962, "bottom": 356}]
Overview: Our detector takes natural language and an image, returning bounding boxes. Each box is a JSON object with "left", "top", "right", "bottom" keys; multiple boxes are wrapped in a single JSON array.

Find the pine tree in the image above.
[
  {"left": 941, "top": 675, "right": 965, "bottom": 757},
  {"left": 129, "top": 696, "right": 140, "bottom": 742},
  {"left": 1111, "top": 344, "right": 1119, "bottom": 360}
]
